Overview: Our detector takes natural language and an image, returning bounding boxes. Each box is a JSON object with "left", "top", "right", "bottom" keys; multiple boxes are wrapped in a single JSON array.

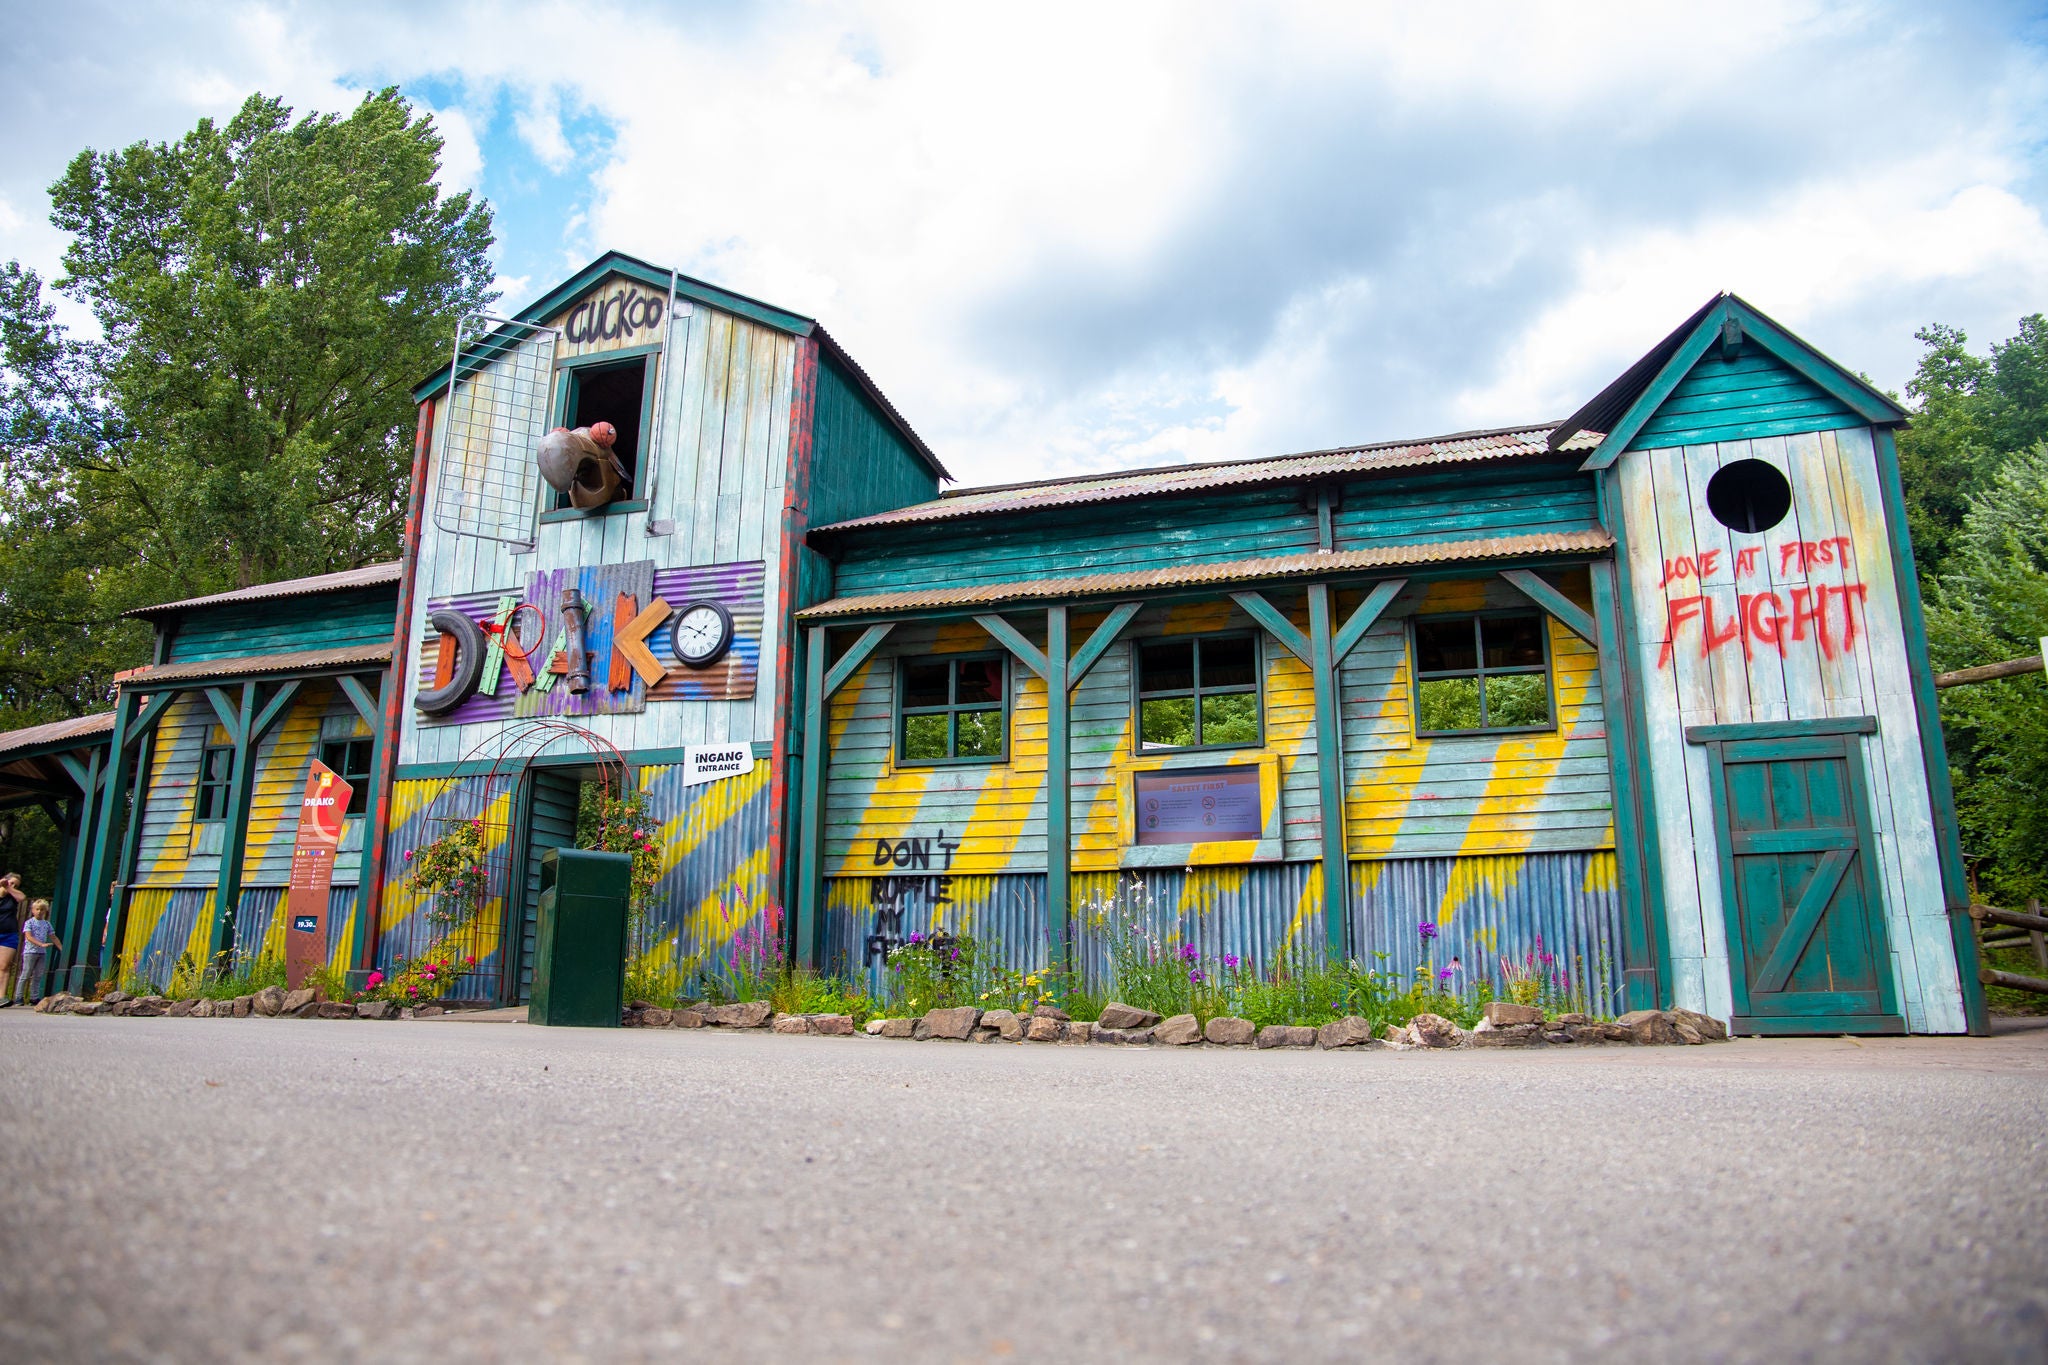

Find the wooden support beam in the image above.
[
  {"left": 207, "top": 682, "right": 261, "bottom": 963},
  {"left": 251, "top": 678, "right": 304, "bottom": 744},
  {"left": 330, "top": 673, "right": 376, "bottom": 728},
  {"left": 59, "top": 745, "right": 101, "bottom": 973},
  {"left": 797, "top": 622, "right": 895, "bottom": 967},
  {"left": 55, "top": 752, "right": 98, "bottom": 794},
  {"left": 87, "top": 692, "right": 137, "bottom": 982},
  {"left": 1980, "top": 967, "right": 2048, "bottom": 995},
  {"left": 1229, "top": 591, "right": 1312, "bottom": 666},
  {"left": 972, "top": 614, "right": 1050, "bottom": 680},
  {"left": 1330, "top": 579, "right": 1407, "bottom": 665},
  {"left": 203, "top": 686, "right": 246, "bottom": 742},
  {"left": 1043, "top": 607, "right": 1072, "bottom": 978},
  {"left": 127, "top": 689, "right": 176, "bottom": 743},
  {"left": 1971, "top": 903, "right": 2048, "bottom": 934},
  {"left": 1069, "top": 602, "right": 1142, "bottom": 684},
  {"left": 1306, "top": 584, "right": 1350, "bottom": 961},
  {"left": 1500, "top": 569, "right": 1599, "bottom": 647}
]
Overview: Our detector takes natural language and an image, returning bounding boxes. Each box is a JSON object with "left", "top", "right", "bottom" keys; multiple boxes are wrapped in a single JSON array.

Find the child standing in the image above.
[{"left": 13, "top": 898, "right": 59, "bottom": 1005}]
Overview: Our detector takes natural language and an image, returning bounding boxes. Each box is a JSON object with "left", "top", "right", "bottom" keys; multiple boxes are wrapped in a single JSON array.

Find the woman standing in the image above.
[{"left": 0, "top": 872, "right": 21, "bottom": 1007}]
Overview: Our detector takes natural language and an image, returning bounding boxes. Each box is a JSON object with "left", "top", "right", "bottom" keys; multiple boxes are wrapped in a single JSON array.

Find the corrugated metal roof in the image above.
[
  {"left": 811, "top": 423, "right": 1601, "bottom": 533},
  {"left": 125, "top": 562, "right": 402, "bottom": 619},
  {"left": 117, "top": 643, "right": 394, "bottom": 688},
  {"left": 797, "top": 528, "right": 1614, "bottom": 619},
  {"left": 0, "top": 710, "right": 114, "bottom": 759}
]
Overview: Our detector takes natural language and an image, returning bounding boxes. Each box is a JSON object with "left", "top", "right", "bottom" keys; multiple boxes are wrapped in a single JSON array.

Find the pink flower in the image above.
[
  {"left": 464, "top": 955, "right": 477, "bottom": 966},
  {"left": 404, "top": 850, "right": 414, "bottom": 861},
  {"left": 366, "top": 971, "right": 384, "bottom": 988}
]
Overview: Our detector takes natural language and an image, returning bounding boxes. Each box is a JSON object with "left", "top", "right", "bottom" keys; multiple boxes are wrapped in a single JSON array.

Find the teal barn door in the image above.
[
  {"left": 1691, "top": 719, "right": 1903, "bottom": 1035},
  {"left": 512, "top": 770, "right": 583, "bottom": 1004}
]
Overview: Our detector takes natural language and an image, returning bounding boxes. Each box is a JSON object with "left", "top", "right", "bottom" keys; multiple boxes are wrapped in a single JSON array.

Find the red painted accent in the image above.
[
  {"left": 361, "top": 399, "right": 436, "bottom": 970},
  {"left": 768, "top": 336, "right": 819, "bottom": 954},
  {"left": 609, "top": 593, "right": 635, "bottom": 691},
  {"left": 432, "top": 633, "right": 458, "bottom": 687}
]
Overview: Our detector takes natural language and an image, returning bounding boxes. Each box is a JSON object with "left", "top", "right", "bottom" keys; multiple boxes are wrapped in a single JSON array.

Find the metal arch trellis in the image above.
[
  {"left": 434, "top": 312, "right": 560, "bottom": 546},
  {"left": 403, "top": 720, "right": 636, "bottom": 1002}
]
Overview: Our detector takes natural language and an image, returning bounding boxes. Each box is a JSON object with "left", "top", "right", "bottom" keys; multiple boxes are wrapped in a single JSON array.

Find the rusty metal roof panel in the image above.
[
  {"left": 117, "top": 643, "right": 394, "bottom": 688},
  {"left": 798, "top": 528, "right": 1614, "bottom": 618},
  {"left": 813, "top": 424, "right": 1601, "bottom": 533},
  {"left": 0, "top": 710, "right": 115, "bottom": 760},
  {"left": 124, "top": 562, "right": 403, "bottom": 619}
]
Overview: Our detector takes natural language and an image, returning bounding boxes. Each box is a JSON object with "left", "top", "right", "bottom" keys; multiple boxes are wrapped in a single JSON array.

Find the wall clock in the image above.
[{"left": 671, "top": 601, "right": 734, "bottom": 668}]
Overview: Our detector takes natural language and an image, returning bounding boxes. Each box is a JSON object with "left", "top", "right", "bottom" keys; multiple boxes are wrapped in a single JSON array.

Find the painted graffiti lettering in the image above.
[
  {"left": 1658, "top": 582, "right": 1869, "bottom": 667},
  {"left": 864, "top": 871, "right": 955, "bottom": 964},
  {"left": 1780, "top": 537, "right": 1853, "bottom": 575},
  {"left": 871, "top": 830, "right": 960, "bottom": 872},
  {"left": 1657, "top": 549, "right": 1721, "bottom": 587},
  {"left": 562, "top": 288, "right": 665, "bottom": 345},
  {"left": 1734, "top": 546, "right": 1761, "bottom": 578}
]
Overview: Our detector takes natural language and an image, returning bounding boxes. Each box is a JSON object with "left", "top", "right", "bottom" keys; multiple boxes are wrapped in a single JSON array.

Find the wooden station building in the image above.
[{"left": 2, "top": 254, "right": 1982, "bottom": 1035}]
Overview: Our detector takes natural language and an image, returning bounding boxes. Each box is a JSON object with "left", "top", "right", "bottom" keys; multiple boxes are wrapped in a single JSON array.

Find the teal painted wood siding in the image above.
[
  {"left": 166, "top": 587, "right": 397, "bottom": 663},
  {"left": 829, "top": 468, "right": 1599, "bottom": 596},
  {"left": 1627, "top": 349, "right": 1862, "bottom": 451},
  {"left": 809, "top": 352, "right": 940, "bottom": 529}
]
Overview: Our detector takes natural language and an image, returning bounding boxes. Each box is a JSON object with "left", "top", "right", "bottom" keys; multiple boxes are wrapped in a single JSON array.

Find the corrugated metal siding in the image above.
[
  {"left": 119, "top": 886, "right": 214, "bottom": 988},
  {"left": 821, "top": 863, "right": 1324, "bottom": 993},
  {"left": 819, "top": 425, "right": 1600, "bottom": 531},
  {"left": 376, "top": 774, "right": 514, "bottom": 1003},
  {"left": 808, "top": 349, "right": 940, "bottom": 528},
  {"left": 1353, "top": 852, "right": 1627, "bottom": 1016},
  {"left": 627, "top": 760, "right": 775, "bottom": 991},
  {"left": 399, "top": 299, "right": 795, "bottom": 769},
  {"left": 232, "top": 885, "right": 283, "bottom": 963},
  {"left": 165, "top": 587, "right": 399, "bottom": 663}
]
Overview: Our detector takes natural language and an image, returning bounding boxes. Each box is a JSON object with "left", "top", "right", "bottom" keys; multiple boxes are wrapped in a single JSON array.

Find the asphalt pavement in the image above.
[{"left": 4, "top": 1011, "right": 2047, "bottom": 1363}]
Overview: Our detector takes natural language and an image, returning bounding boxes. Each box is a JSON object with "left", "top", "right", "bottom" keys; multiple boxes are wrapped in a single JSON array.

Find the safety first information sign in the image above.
[
  {"left": 285, "top": 760, "right": 353, "bottom": 989},
  {"left": 681, "top": 743, "right": 754, "bottom": 788}
]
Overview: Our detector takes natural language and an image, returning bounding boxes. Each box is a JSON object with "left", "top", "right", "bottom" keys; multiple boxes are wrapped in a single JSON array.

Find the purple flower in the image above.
[
  {"left": 1189, "top": 969, "right": 1205, "bottom": 985},
  {"left": 1437, "top": 967, "right": 1454, "bottom": 983},
  {"left": 1418, "top": 922, "right": 1438, "bottom": 940},
  {"left": 1178, "top": 943, "right": 1199, "bottom": 962},
  {"left": 907, "top": 933, "right": 925, "bottom": 946},
  {"left": 1223, "top": 953, "right": 1240, "bottom": 970}
]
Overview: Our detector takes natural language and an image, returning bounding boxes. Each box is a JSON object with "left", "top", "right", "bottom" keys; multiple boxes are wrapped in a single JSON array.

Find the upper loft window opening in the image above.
[
  {"left": 1705, "top": 458, "right": 1792, "bottom": 535},
  {"left": 552, "top": 355, "right": 650, "bottom": 509}
]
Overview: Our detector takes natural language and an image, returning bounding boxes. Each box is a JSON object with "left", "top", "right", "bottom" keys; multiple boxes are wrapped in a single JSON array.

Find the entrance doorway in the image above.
[{"left": 1691, "top": 719, "right": 1904, "bottom": 1035}]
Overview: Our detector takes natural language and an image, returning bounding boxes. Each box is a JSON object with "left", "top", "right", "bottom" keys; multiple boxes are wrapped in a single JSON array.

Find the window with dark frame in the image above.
[
  {"left": 552, "top": 354, "right": 648, "bottom": 509},
  {"left": 196, "top": 743, "right": 234, "bottom": 822},
  {"left": 320, "top": 738, "right": 375, "bottom": 816},
  {"left": 1411, "top": 612, "right": 1553, "bottom": 735},
  {"left": 898, "top": 655, "right": 1007, "bottom": 764},
  {"left": 1135, "top": 633, "right": 1261, "bottom": 751}
]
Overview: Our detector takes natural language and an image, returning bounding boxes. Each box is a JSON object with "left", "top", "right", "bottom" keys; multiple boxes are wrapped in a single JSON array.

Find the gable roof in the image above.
[
  {"left": 1552, "top": 292, "right": 1907, "bottom": 471},
  {"left": 413, "top": 249, "right": 948, "bottom": 481},
  {"left": 811, "top": 423, "right": 1598, "bottom": 535}
]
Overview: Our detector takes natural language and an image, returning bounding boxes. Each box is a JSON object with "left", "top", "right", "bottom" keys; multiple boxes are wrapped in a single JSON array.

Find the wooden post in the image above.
[
  {"left": 86, "top": 691, "right": 136, "bottom": 983},
  {"left": 795, "top": 622, "right": 895, "bottom": 969},
  {"left": 1589, "top": 559, "right": 1663, "bottom": 1013},
  {"left": 1306, "top": 584, "right": 1350, "bottom": 961},
  {"left": 58, "top": 745, "right": 101, "bottom": 978},
  {"left": 205, "top": 683, "right": 258, "bottom": 963},
  {"left": 1045, "top": 608, "right": 1070, "bottom": 978},
  {"left": 336, "top": 672, "right": 388, "bottom": 975}
]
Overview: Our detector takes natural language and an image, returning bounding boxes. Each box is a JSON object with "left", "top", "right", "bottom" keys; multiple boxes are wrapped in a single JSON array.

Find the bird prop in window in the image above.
[{"left": 537, "top": 420, "right": 629, "bottom": 509}]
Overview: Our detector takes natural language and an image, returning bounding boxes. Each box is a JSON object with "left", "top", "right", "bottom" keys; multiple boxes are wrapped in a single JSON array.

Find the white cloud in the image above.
[{"left": 3, "top": 0, "right": 2045, "bottom": 484}]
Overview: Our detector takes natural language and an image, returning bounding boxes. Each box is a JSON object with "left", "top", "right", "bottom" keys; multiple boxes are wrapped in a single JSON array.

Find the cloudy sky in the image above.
[{"left": 4, "top": 0, "right": 2046, "bottom": 486}]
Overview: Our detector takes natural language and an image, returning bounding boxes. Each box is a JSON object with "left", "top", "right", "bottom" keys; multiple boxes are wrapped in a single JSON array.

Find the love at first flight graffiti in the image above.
[
  {"left": 414, "top": 559, "right": 765, "bottom": 722},
  {"left": 1652, "top": 537, "right": 1870, "bottom": 669}
]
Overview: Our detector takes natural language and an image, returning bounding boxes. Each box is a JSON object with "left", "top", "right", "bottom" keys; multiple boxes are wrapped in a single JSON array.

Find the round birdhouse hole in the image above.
[{"left": 1705, "top": 458, "right": 1792, "bottom": 535}]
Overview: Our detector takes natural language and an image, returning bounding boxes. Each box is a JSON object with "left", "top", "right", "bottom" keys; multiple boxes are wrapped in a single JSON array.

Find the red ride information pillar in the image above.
[{"left": 286, "top": 761, "right": 354, "bottom": 990}]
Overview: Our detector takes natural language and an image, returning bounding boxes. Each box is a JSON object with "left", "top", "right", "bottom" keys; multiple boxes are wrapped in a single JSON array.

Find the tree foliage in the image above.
[
  {"left": 0, "top": 88, "right": 493, "bottom": 728},
  {"left": 1910, "top": 317, "right": 2048, "bottom": 905}
]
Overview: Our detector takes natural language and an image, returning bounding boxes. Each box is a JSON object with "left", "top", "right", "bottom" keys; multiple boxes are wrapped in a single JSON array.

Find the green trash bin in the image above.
[{"left": 529, "top": 847, "right": 632, "bottom": 1027}]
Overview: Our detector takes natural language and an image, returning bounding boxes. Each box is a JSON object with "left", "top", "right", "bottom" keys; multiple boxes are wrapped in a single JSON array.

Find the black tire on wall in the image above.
[{"left": 415, "top": 609, "right": 488, "bottom": 715}]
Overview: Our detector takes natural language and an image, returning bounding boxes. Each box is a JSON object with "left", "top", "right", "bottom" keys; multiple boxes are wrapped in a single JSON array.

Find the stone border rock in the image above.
[{"left": 30, "top": 990, "right": 1732, "bottom": 1050}]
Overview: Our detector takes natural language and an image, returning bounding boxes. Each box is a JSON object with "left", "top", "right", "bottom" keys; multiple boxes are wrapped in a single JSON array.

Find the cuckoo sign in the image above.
[{"left": 285, "top": 760, "right": 353, "bottom": 990}]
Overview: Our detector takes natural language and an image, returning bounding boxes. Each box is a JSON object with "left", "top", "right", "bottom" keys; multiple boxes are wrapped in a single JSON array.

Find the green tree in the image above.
[
  {"left": 1926, "top": 447, "right": 2048, "bottom": 905},
  {"left": 0, "top": 87, "right": 493, "bottom": 728},
  {"left": 1897, "top": 316, "right": 2048, "bottom": 580}
]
